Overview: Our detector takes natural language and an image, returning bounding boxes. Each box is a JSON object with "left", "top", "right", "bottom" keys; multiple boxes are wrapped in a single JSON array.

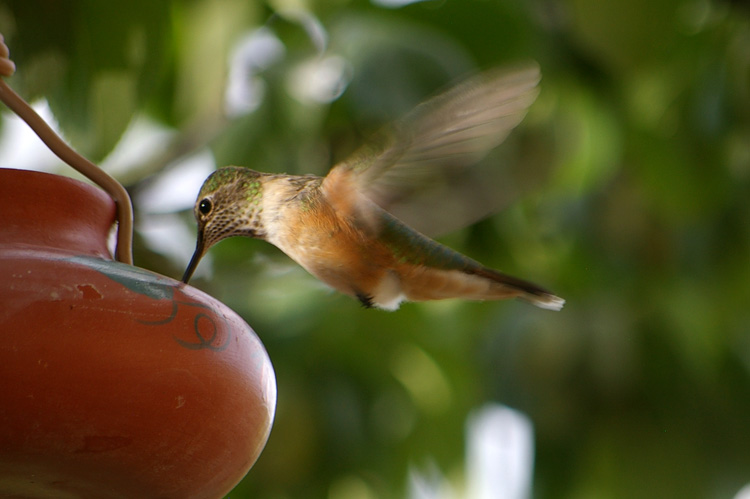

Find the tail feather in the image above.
[
  {"left": 472, "top": 267, "right": 565, "bottom": 311},
  {"left": 395, "top": 264, "right": 564, "bottom": 310}
]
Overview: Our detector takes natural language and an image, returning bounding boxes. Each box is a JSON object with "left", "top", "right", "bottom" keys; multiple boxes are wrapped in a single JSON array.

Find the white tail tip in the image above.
[{"left": 525, "top": 293, "right": 565, "bottom": 311}]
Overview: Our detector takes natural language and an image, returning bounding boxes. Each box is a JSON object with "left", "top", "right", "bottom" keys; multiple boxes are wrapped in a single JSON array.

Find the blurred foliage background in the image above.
[{"left": 1, "top": 0, "right": 750, "bottom": 497}]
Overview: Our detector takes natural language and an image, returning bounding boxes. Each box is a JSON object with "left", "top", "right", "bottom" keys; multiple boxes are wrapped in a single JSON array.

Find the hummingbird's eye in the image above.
[{"left": 198, "top": 199, "right": 212, "bottom": 216}]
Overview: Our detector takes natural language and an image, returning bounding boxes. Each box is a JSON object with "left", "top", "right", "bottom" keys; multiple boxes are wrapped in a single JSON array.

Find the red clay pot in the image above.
[{"left": 0, "top": 168, "right": 276, "bottom": 498}]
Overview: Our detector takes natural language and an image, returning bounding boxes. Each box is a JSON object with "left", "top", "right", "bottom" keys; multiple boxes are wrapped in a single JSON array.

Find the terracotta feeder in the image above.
[{"left": 0, "top": 34, "right": 276, "bottom": 498}]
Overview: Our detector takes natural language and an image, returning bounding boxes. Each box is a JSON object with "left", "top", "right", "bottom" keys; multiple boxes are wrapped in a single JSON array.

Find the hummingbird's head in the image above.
[{"left": 182, "top": 166, "right": 266, "bottom": 283}]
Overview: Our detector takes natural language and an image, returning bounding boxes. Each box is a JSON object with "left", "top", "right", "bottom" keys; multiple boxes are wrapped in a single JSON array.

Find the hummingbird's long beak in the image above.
[{"left": 181, "top": 232, "right": 205, "bottom": 284}]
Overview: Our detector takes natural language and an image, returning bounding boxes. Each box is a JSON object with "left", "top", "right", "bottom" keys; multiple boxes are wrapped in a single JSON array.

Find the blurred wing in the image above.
[{"left": 323, "top": 63, "right": 541, "bottom": 233}]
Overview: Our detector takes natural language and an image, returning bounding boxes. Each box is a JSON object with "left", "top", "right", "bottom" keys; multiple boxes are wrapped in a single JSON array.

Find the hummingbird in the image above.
[{"left": 182, "top": 64, "right": 564, "bottom": 311}]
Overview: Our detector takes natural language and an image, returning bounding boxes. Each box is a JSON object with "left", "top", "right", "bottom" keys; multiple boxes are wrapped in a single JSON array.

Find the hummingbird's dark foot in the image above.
[{"left": 355, "top": 292, "right": 375, "bottom": 309}]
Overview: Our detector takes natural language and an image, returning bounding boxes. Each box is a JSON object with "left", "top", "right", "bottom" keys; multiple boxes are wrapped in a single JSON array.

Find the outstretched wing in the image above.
[{"left": 322, "top": 63, "right": 541, "bottom": 234}]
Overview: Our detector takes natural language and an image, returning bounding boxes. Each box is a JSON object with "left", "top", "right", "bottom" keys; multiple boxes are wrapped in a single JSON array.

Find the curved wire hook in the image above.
[{"left": 0, "top": 34, "right": 133, "bottom": 264}]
